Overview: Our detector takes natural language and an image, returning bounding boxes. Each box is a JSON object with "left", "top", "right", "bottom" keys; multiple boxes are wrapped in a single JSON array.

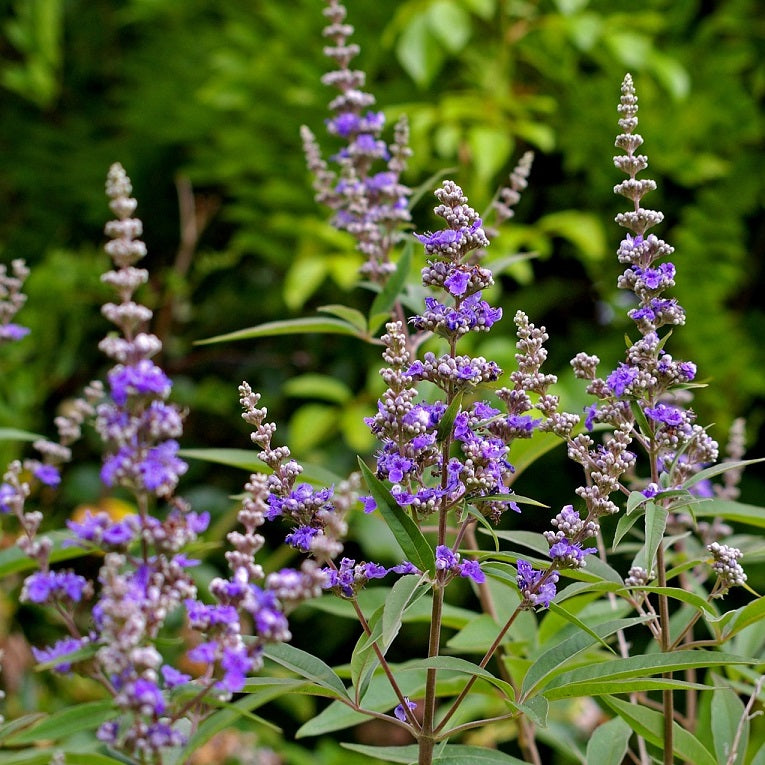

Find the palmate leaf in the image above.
[
  {"left": 358, "top": 458, "right": 435, "bottom": 576},
  {"left": 602, "top": 694, "right": 716, "bottom": 765}
]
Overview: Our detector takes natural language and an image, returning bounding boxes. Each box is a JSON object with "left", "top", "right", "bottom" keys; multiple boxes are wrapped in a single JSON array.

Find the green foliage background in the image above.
[{"left": 0, "top": 0, "right": 764, "bottom": 761}]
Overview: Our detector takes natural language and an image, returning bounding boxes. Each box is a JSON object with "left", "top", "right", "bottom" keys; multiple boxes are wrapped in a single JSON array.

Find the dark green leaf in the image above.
[
  {"left": 263, "top": 642, "right": 348, "bottom": 699},
  {"left": 358, "top": 458, "right": 435, "bottom": 575},
  {"left": 436, "top": 392, "right": 463, "bottom": 443},
  {"left": 601, "top": 694, "right": 716, "bottom": 765},
  {"left": 369, "top": 241, "right": 413, "bottom": 319}
]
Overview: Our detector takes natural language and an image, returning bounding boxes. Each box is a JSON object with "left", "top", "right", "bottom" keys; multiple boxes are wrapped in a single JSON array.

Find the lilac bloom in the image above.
[
  {"left": 606, "top": 363, "right": 639, "bottom": 396},
  {"left": 34, "top": 464, "right": 61, "bottom": 487},
  {"left": 360, "top": 495, "right": 377, "bottom": 513},
  {"left": 444, "top": 269, "right": 470, "bottom": 296},
  {"left": 394, "top": 696, "right": 417, "bottom": 723},
  {"left": 458, "top": 560, "right": 485, "bottom": 584},
  {"left": 644, "top": 404, "right": 684, "bottom": 427},
  {"left": 435, "top": 545, "right": 458, "bottom": 572},
  {"left": 161, "top": 665, "right": 191, "bottom": 689}
]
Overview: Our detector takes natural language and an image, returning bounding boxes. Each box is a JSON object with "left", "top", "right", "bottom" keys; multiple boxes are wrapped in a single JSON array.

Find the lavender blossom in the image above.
[
  {"left": 301, "top": 0, "right": 411, "bottom": 282},
  {"left": 0, "top": 259, "right": 30, "bottom": 344}
]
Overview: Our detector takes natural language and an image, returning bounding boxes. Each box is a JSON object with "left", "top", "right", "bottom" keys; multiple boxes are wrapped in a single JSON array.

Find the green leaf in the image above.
[
  {"left": 178, "top": 448, "right": 343, "bottom": 486},
  {"left": 470, "top": 493, "right": 547, "bottom": 508},
  {"left": 509, "top": 431, "right": 564, "bottom": 476},
  {"left": 585, "top": 716, "right": 632, "bottom": 765},
  {"left": 0, "top": 427, "right": 43, "bottom": 442},
  {"left": 402, "top": 655, "right": 518, "bottom": 705},
  {"left": 537, "top": 210, "right": 607, "bottom": 261},
  {"left": 432, "top": 745, "right": 529, "bottom": 764},
  {"left": 340, "top": 743, "right": 427, "bottom": 764},
  {"left": 3, "top": 700, "right": 116, "bottom": 745},
  {"left": 396, "top": 13, "right": 444, "bottom": 87},
  {"left": 283, "top": 373, "right": 353, "bottom": 404},
  {"left": 368, "top": 238, "right": 412, "bottom": 322},
  {"left": 317, "top": 304, "right": 367, "bottom": 334},
  {"left": 612, "top": 507, "right": 643, "bottom": 550},
  {"left": 544, "top": 676, "right": 708, "bottom": 701},
  {"left": 288, "top": 403, "right": 338, "bottom": 452},
  {"left": 427, "top": 1, "right": 472, "bottom": 53},
  {"left": 521, "top": 617, "right": 650, "bottom": 698},
  {"left": 683, "top": 458, "right": 765, "bottom": 491},
  {"left": 542, "top": 650, "right": 752, "bottom": 696},
  {"left": 194, "top": 316, "right": 363, "bottom": 345},
  {"left": 383, "top": 575, "right": 429, "bottom": 647},
  {"left": 710, "top": 595, "right": 765, "bottom": 640},
  {"left": 358, "top": 458, "right": 435, "bottom": 575},
  {"left": 601, "top": 694, "right": 716, "bottom": 765},
  {"left": 0, "top": 530, "right": 95, "bottom": 578},
  {"left": 263, "top": 642, "right": 348, "bottom": 700},
  {"left": 692, "top": 499, "right": 765, "bottom": 529},
  {"left": 711, "top": 686, "right": 747, "bottom": 765},
  {"left": 641, "top": 500, "right": 668, "bottom": 575},
  {"left": 0, "top": 713, "right": 46, "bottom": 744},
  {"left": 436, "top": 391, "right": 463, "bottom": 443}
]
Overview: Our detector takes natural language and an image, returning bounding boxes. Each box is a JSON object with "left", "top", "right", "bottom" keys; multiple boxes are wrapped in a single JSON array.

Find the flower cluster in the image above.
[
  {"left": 301, "top": 0, "right": 411, "bottom": 282},
  {"left": 0, "top": 258, "right": 30, "bottom": 344}
]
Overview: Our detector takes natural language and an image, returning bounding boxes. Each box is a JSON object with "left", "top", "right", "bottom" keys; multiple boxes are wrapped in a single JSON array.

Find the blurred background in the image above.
[{"left": 0, "top": 0, "right": 763, "bottom": 761}]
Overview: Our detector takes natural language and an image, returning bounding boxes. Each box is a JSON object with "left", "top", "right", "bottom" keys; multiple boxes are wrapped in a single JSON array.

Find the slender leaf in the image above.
[
  {"left": 638, "top": 586, "right": 718, "bottom": 616},
  {"left": 369, "top": 241, "right": 413, "bottom": 319},
  {"left": 358, "top": 458, "right": 435, "bottom": 575},
  {"left": 641, "top": 500, "right": 668, "bottom": 575},
  {"left": 340, "top": 743, "right": 428, "bottom": 764},
  {"left": 711, "top": 687, "right": 747, "bottom": 765},
  {"left": 0, "top": 428, "right": 43, "bottom": 442},
  {"left": 542, "top": 650, "right": 752, "bottom": 695},
  {"left": 612, "top": 508, "right": 643, "bottom": 550},
  {"left": 195, "top": 316, "right": 363, "bottom": 345},
  {"left": 436, "top": 391, "right": 463, "bottom": 443},
  {"left": 318, "top": 304, "right": 367, "bottom": 333},
  {"left": 178, "top": 447, "right": 343, "bottom": 486},
  {"left": 693, "top": 499, "right": 765, "bottom": 529},
  {"left": 432, "top": 745, "right": 529, "bottom": 764},
  {"left": 263, "top": 642, "right": 348, "bottom": 699},
  {"left": 544, "top": 676, "right": 709, "bottom": 701},
  {"left": 383, "top": 575, "right": 429, "bottom": 647},
  {"left": 0, "top": 530, "right": 97, "bottom": 578},
  {"left": 401, "top": 655, "right": 517, "bottom": 703},
  {"left": 0, "top": 714, "right": 46, "bottom": 743},
  {"left": 708, "top": 597, "right": 765, "bottom": 640},
  {"left": 683, "top": 458, "right": 765, "bottom": 490},
  {"left": 471, "top": 493, "right": 547, "bottom": 508},
  {"left": 585, "top": 716, "right": 632, "bottom": 765},
  {"left": 521, "top": 616, "right": 651, "bottom": 698},
  {"left": 4, "top": 700, "right": 116, "bottom": 745},
  {"left": 601, "top": 694, "right": 716, "bottom": 765}
]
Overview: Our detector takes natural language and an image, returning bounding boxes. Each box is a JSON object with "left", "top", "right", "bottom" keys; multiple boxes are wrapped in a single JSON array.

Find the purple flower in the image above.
[
  {"left": 360, "top": 496, "right": 377, "bottom": 513},
  {"left": 549, "top": 538, "right": 597, "bottom": 567},
  {"left": 139, "top": 440, "right": 188, "bottom": 493},
  {"left": 458, "top": 560, "right": 485, "bottom": 584},
  {"left": 102, "top": 520, "right": 135, "bottom": 547},
  {"left": 131, "top": 678, "right": 165, "bottom": 715},
  {"left": 218, "top": 646, "right": 252, "bottom": 693},
  {"left": 24, "top": 570, "right": 90, "bottom": 604},
  {"left": 34, "top": 464, "right": 61, "bottom": 487},
  {"left": 606, "top": 363, "right": 639, "bottom": 396},
  {"left": 32, "top": 636, "right": 88, "bottom": 672},
  {"left": 516, "top": 560, "right": 558, "bottom": 609},
  {"left": 444, "top": 269, "right": 470, "bottom": 296},
  {"left": 390, "top": 561, "right": 419, "bottom": 575},
  {"left": 364, "top": 562, "right": 388, "bottom": 579},
  {"left": 285, "top": 525, "right": 319, "bottom": 552},
  {"left": 0, "top": 483, "right": 16, "bottom": 513},
  {"left": 108, "top": 359, "right": 171, "bottom": 406},
  {"left": 0, "top": 323, "right": 30, "bottom": 341},
  {"left": 161, "top": 665, "right": 191, "bottom": 689},
  {"left": 435, "top": 545, "right": 458, "bottom": 572},
  {"left": 644, "top": 404, "right": 684, "bottom": 427},
  {"left": 584, "top": 404, "right": 598, "bottom": 431},
  {"left": 394, "top": 696, "right": 417, "bottom": 723}
]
